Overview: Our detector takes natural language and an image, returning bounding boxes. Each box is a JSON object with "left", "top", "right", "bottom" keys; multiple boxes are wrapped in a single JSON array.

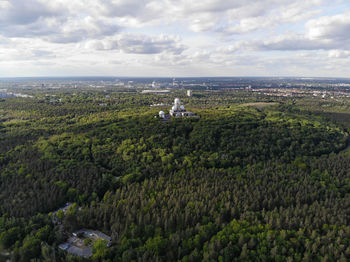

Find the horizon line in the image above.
[{"left": 1, "top": 75, "right": 350, "bottom": 80}]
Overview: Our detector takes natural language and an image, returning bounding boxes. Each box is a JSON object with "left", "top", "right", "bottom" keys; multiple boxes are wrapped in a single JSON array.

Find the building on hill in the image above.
[
  {"left": 158, "top": 98, "right": 199, "bottom": 119},
  {"left": 169, "top": 98, "right": 198, "bottom": 118}
]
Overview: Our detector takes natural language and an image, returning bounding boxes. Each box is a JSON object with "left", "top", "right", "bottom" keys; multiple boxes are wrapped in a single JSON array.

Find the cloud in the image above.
[
  {"left": 0, "top": 0, "right": 349, "bottom": 77},
  {"left": 0, "top": 0, "right": 120, "bottom": 42},
  {"left": 99, "top": 0, "right": 151, "bottom": 17},
  {"left": 0, "top": 0, "right": 328, "bottom": 42},
  {"left": 0, "top": 46, "right": 56, "bottom": 62},
  {"left": 254, "top": 11, "right": 350, "bottom": 51},
  {"left": 258, "top": 34, "right": 328, "bottom": 51},
  {"left": 58, "top": 0, "right": 166, "bottom": 25},
  {"left": 0, "top": 0, "right": 62, "bottom": 25},
  {"left": 328, "top": 50, "right": 350, "bottom": 58},
  {"left": 306, "top": 11, "right": 350, "bottom": 41},
  {"left": 167, "top": 0, "right": 323, "bottom": 35},
  {"left": 45, "top": 17, "right": 120, "bottom": 43},
  {"left": 87, "top": 34, "right": 185, "bottom": 54}
]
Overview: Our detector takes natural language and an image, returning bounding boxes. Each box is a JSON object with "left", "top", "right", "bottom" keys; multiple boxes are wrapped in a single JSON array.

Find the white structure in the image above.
[
  {"left": 187, "top": 90, "right": 192, "bottom": 97},
  {"left": 170, "top": 98, "right": 183, "bottom": 117},
  {"left": 157, "top": 98, "right": 199, "bottom": 119},
  {"left": 169, "top": 98, "right": 197, "bottom": 118},
  {"left": 159, "top": 111, "right": 165, "bottom": 118}
]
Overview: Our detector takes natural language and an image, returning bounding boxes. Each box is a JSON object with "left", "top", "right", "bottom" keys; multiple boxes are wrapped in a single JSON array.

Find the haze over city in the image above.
[{"left": 0, "top": 0, "right": 350, "bottom": 77}]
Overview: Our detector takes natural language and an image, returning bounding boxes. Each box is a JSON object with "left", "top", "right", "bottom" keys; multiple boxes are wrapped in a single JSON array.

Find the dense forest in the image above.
[{"left": 0, "top": 89, "right": 350, "bottom": 261}]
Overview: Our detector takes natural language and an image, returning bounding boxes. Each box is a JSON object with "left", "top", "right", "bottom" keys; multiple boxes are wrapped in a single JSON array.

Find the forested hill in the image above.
[{"left": 0, "top": 91, "right": 350, "bottom": 261}]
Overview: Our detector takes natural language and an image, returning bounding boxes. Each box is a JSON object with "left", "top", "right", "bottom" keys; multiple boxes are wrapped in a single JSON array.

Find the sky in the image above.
[{"left": 0, "top": 0, "right": 350, "bottom": 77}]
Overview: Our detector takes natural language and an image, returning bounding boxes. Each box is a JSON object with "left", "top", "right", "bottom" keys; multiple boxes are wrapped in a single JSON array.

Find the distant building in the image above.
[
  {"left": 59, "top": 229, "right": 112, "bottom": 258},
  {"left": 168, "top": 98, "right": 198, "bottom": 118},
  {"left": 141, "top": 90, "right": 170, "bottom": 94},
  {"left": 151, "top": 81, "right": 160, "bottom": 88},
  {"left": 187, "top": 90, "right": 192, "bottom": 97},
  {"left": 157, "top": 98, "right": 199, "bottom": 120},
  {"left": 159, "top": 111, "right": 165, "bottom": 118}
]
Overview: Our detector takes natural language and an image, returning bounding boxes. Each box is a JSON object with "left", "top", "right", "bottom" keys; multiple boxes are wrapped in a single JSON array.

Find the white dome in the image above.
[
  {"left": 174, "top": 98, "right": 181, "bottom": 105},
  {"left": 159, "top": 111, "right": 165, "bottom": 118}
]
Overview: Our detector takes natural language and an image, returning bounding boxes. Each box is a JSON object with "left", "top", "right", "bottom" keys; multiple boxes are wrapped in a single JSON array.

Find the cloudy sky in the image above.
[{"left": 0, "top": 0, "right": 350, "bottom": 77}]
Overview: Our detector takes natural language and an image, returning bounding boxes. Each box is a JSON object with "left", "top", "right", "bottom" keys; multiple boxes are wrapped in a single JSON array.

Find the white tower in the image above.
[{"left": 170, "top": 98, "right": 185, "bottom": 116}]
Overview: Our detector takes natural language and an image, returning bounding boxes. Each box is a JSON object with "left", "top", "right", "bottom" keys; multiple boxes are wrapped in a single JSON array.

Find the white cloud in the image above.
[
  {"left": 252, "top": 11, "right": 350, "bottom": 51},
  {"left": 0, "top": 0, "right": 349, "bottom": 77},
  {"left": 162, "top": 0, "right": 323, "bottom": 35},
  {"left": 306, "top": 11, "right": 350, "bottom": 40},
  {"left": 0, "top": 0, "right": 63, "bottom": 26},
  {"left": 0, "top": 0, "right": 328, "bottom": 40},
  {"left": 45, "top": 17, "right": 120, "bottom": 43},
  {"left": 328, "top": 50, "right": 350, "bottom": 58},
  {"left": 86, "top": 34, "right": 185, "bottom": 54}
]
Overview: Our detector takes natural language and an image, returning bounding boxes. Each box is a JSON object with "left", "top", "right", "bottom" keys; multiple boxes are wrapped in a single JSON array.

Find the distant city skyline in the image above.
[{"left": 0, "top": 0, "right": 349, "bottom": 77}]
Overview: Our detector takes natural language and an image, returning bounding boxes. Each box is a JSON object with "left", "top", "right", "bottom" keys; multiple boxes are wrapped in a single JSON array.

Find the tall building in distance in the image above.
[{"left": 187, "top": 90, "right": 192, "bottom": 97}]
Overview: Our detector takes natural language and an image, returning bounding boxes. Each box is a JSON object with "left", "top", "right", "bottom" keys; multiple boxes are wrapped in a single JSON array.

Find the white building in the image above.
[
  {"left": 169, "top": 98, "right": 197, "bottom": 118},
  {"left": 158, "top": 98, "right": 199, "bottom": 119},
  {"left": 159, "top": 111, "right": 165, "bottom": 118},
  {"left": 152, "top": 81, "right": 158, "bottom": 88}
]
